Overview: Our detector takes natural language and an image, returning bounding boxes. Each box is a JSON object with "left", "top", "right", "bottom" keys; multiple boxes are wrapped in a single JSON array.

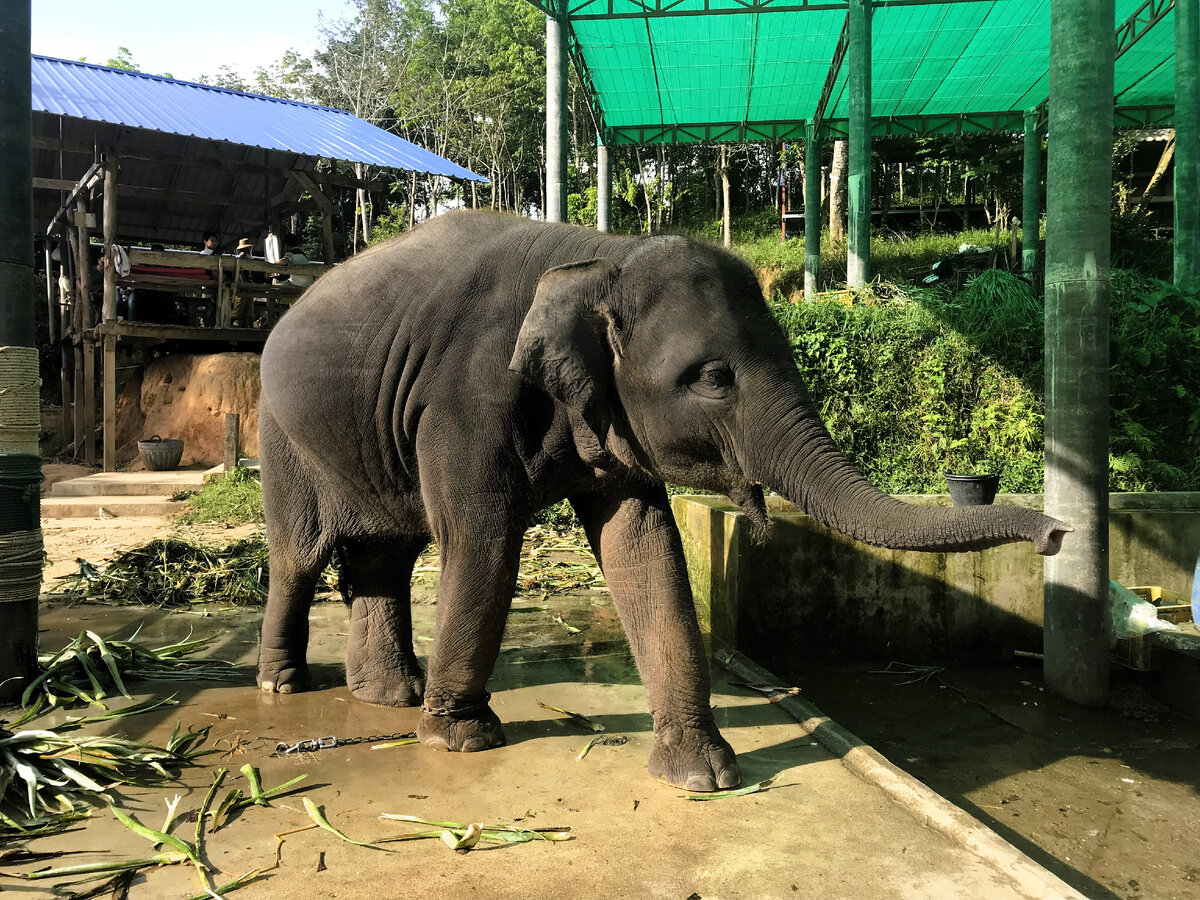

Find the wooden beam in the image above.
[
  {"left": 94, "top": 321, "right": 272, "bottom": 344},
  {"left": 48, "top": 161, "right": 102, "bottom": 236},
  {"left": 289, "top": 171, "right": 334, "bottom": 212},
  {"left": 72, "top": 343, "right": 83, "bottom": 459},
  {"left": 224, "top": 413, "right": 240, "bottom": 471}
]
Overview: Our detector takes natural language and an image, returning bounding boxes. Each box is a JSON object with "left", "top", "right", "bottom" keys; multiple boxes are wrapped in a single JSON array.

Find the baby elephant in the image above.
[{"left": 256, "top": 211, "right": 1069, "bottom": 791}]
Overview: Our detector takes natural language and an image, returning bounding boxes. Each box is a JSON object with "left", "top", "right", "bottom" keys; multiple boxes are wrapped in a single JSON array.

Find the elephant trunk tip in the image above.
[
  {"left": 1034, "top": 516, "right": 1074, "bottom": 556},
  {"left": 728, "top": 481, "right": 771, "bottom": 539}
]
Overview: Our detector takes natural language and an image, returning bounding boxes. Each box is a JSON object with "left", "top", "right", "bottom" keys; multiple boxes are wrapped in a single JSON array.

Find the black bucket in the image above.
[
  {"left": 138, "top": 435, "right": 184, "bottom": 471},
  {"left": 945, "top": 473, "right": 1000, "bottom": 507}
]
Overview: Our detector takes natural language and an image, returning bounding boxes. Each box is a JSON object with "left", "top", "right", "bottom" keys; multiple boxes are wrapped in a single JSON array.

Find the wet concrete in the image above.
[{"left": 5, "top": 592, "right": 1079, "bottom": 899}]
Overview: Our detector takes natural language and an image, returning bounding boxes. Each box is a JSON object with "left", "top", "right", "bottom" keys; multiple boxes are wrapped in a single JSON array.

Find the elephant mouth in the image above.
[{"left": 727, "top": 480, "right": 769, "bottom": 532}]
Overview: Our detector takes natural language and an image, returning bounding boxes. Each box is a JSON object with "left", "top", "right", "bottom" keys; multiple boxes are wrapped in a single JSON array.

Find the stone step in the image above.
[
  {"left": 41, "top": 495, "right": 187, "bottom": 519},
  {"left": 49, "top": 470, "right": 208, "bottom": 498}
]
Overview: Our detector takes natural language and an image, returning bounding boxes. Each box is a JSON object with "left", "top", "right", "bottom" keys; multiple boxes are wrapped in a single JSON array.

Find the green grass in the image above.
[{"left": 175, "top": 467, "right": 264, "bottom": 525}]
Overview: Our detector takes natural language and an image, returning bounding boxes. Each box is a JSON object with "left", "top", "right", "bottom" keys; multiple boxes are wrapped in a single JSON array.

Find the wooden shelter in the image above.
[{"left": 30, "top": 55, "right": 483, "bottom": 471}]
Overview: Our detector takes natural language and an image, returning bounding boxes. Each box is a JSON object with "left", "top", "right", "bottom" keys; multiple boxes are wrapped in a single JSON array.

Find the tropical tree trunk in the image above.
[
  {"left": 829, "top": 139, "right": 847, "bottom": 242},
  {"left": 720, "top": 145, "right": 732, "bottom": 248}
]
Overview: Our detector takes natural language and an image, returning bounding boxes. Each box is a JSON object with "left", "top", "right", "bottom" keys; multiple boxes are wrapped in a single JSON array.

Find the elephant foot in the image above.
[
  {"left": 417, "top": 694, "right": 506, "bottom": 752},
  {"left": 257, "top": 655, "right": 310, "bottom": 695},
  {"left": 648, "top": 720, "right": 741, "bottom": 792},
  {"left": 348, "top": 669, "right": 425, "bottom": 708}
]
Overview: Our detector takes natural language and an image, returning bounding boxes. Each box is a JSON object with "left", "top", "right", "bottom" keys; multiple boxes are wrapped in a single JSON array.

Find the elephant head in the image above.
[{"left": 511, "top": 236, "right": 1070, "bottom": 555}]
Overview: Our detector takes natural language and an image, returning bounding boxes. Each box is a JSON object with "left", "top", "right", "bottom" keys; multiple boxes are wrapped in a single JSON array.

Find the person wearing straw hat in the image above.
[{"left": 232, "top": 237, "right": 264, "bottom": 326}]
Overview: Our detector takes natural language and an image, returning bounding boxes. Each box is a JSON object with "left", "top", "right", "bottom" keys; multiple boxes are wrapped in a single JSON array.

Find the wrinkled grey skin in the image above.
[{"left": 257, "top": 211, "right": 1070, "bottom": 792}]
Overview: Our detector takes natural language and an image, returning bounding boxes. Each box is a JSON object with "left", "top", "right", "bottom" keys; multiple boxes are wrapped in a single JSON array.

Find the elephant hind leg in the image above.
[
  {"left": 258, "top": 409, "right": 328, "bottom": 694},
  {"left": 258, "top": 547, "right": 327, "bottom": 694},
  {"left": 343, "top": 537, "right": 430, "bottom": 707}
]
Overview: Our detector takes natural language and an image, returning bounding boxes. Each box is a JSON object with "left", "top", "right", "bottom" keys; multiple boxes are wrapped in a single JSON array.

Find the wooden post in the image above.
[
  {"left": 101, "top": 156, "right": 118, "bottom": 471},
  {"left": 321, "top": 210, "right": 335, "bottom": 264},
  {"left": 224, "top": 413, "right": 240, "bottom": 472},
  {"left": 83, "top": 338, "right": 96, "bottom": 466},
  {"left": 101, "top": 155, "right": 118, "bottom": 323},
  {"left": 102, "top": 335, "right": 116, "bottom": 471}
]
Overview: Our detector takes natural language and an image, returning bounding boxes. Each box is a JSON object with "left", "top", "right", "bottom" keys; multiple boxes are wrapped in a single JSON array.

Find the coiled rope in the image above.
[
  {"left": 0, "top": 346, "right": 42, "bottom": 456},
  {"left": 0, "top": 529, "right": 43, "bottom": 604}
]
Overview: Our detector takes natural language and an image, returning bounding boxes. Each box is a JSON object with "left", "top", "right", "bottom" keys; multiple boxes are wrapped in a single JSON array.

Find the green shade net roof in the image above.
[{"left": 526, "top": 0, "right": 1177, "bottom": 144}]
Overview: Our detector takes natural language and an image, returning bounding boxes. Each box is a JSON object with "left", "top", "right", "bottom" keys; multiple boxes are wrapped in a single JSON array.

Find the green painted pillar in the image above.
[
  {"left": 0, "top": 4, "right": 42, "bottom": 702},
  {"left": 1022, "top": 109, "right": 1041, "bottom": 275},
  {"left": 804, "top": 122, "right": 821, "bottom": 298},
  {"left": 1176, "top": 0, "right": 1200, "bottom": 282},
  {"left": 1043, "top": 0, "right": 1114, "bottom": 706},
  {"left": 846, "top": 0, "right": 872, "bottom": 287},
  {"left": 545, "top": 0, "right": 568, "bottom": 223},
  {"left": 597, "top": 137, "right": 611, "bottom": 233}
]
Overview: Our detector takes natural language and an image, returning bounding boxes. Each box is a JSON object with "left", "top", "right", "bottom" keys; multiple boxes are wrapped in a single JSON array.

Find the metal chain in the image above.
[{"left": 272, "top": 731, "right": 416, "bottom": 756}]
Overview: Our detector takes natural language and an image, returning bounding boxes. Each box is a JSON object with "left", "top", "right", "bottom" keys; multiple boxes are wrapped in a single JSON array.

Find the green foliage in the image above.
[
  {"left": 175, "top": 468, "right": 264, "bottom": 525},
  {"left": 532, "top": 499, "right": 578, "bottom": 531},
  {"left": 771, "top": 289, "right": 1045, "bottom": 494},
  {"left": 769, "top": 267, "right": 1200, "bottom": 494},
  {"left": 369, "top": 206, "right": 410, "bottom": 245},
  {"left": 1108, "top": 272, "right": 1200, "bottom": 490},
  {"left": 568, "top": 187, "right": 598, "bottom": 228}
]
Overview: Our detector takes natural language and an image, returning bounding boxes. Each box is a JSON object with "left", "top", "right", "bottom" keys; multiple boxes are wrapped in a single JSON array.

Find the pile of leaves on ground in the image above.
[{"left": 60, "top": 536, "right": 271, "bottom": 608}]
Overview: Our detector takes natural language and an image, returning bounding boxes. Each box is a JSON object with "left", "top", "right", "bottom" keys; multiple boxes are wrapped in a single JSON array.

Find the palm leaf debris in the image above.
[
  {"left": 303, "top": 797, "right": 382, "bottom": 849},
  {"left": 0, "top": 718, "right": 211, "bottom": 835},
  {"left": 380, "top": 814, "right": 571, "bottom": 851},
  {"left": 18, "top": 630, "right": 237, "bottom": 714},
  {"left": 680, "top": 779, "right": 774, "bottom": 801},
  {"left": 536, "top": 700, "right": 606, "bottom": 733},
  {"left": 576, "top": 734, "right": 629, "bottom": 761}
]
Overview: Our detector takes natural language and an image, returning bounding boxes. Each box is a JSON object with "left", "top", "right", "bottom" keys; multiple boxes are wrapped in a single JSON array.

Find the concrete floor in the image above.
[{"left": 6, "top": 590, "right": 1082, "bottom": 899}]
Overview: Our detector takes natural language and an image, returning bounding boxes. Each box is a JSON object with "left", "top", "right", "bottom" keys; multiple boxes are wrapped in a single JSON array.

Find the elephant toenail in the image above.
[
  {"left": 278, "top": 683, "right": 297, "bottom": 693},
  {"left": 685, "top": 774, "right": 717, "bottom": 792},
  {"left": 425, "top": 737, "right": 450, "bottom": 751},
  {"left": 717, "top": 767, "right": 742, "bottom": 789},
  {"left": 260, "top": 681, "right": 276, "bottom": 693},
  {"left": 462, "top": 736, "right": 489, "bottom": 752}
]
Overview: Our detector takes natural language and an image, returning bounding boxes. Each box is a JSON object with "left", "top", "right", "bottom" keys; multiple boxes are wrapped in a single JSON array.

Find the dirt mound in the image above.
[{"left": 115, "top": 353, "right": 261, "bottom": 467}]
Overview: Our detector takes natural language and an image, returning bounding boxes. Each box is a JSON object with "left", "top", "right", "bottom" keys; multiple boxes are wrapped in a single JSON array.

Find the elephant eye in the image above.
[{"left": 689, "top": 361, "right": 734, "bottom": 398}]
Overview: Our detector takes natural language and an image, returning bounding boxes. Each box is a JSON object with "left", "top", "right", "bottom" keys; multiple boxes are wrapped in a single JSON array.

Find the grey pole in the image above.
[
  {"left": 545, "top": 0, "right": 568, "bottom": 223},
  {"left": 597, "top": 138, "right": 611, "bottom": 232},
  {"left": 0, "top": 3, "right": 42, "bottom": 702},
  {"left": 846, "top": 0, "right": 872, "bottom": 287},
  {"left": 1176, "top": 0, "right": 1199, "bottom": 282},
  {"left": 804, "top": 122, "right": 821, "bottom": 298},
  {"left": 1043, "top": 0, "right": 1114, "bottom": 705},
  {"left": 1022, "top": 109, "right": 1041, "bottom": 275}
]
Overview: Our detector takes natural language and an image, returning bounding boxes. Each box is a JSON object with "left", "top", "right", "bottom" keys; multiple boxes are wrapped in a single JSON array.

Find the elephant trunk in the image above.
[{"left": 740, "top": 396, "right": 1069, "bottom": 556}]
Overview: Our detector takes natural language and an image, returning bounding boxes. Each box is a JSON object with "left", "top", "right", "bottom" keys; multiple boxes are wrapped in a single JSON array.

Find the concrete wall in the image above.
[{"left": 673, "top": 493, "right": 1200, "bottom": 665}]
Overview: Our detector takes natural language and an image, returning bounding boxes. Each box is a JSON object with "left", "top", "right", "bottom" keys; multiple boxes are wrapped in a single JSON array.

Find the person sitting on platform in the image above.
[{"left": 199, "top": 232, "right": 218, "bottom": 255}]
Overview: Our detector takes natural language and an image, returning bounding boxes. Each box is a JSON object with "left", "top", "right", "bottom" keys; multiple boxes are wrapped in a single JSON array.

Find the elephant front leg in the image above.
[
  {"left": 416, "top": 530, "right": 521, "bottom": 752},
  {"left": 573, "top": 488, "right": 741, "bottom": 792}
]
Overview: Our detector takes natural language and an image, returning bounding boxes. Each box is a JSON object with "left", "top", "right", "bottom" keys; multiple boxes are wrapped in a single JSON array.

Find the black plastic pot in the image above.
[
  {"left": 945, "top": 472, "right": 1000, "bottom": 507},
  {"left": 138, "top": 435, "right": 184, "bottom": 471}
]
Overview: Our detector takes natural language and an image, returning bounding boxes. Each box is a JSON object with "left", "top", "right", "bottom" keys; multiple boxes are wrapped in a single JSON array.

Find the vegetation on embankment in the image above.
[{"left": 766, "top": 268, "right": 1199, "bottom": 494}]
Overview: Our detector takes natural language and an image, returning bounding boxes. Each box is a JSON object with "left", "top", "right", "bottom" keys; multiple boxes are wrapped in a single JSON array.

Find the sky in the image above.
[{"left": 31, "top": 0, "right": 356, "bottom": 84}]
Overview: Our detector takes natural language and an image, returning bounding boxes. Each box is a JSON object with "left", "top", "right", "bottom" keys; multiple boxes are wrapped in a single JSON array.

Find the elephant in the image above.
[{"left": 256, "top": 211, "right": 1070, "bottom": 792}]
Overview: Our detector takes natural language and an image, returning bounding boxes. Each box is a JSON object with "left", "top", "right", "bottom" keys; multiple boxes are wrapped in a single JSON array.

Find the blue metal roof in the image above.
[{"left": 31, "top": 54, "right": 484, "bottom": 182}]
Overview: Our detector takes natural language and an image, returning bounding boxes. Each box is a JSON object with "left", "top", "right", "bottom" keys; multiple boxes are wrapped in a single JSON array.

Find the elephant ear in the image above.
[{"left": 509, "top": 258, "right": 622, "bottom": 468}]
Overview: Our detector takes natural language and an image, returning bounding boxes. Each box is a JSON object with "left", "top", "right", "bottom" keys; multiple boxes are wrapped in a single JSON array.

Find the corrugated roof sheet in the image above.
[
  {"left": 31, "top": 55, "right": 484, "bottom": 181},
  {"left": 542, "top": 0, "right": 1177, "bottom": 144}
]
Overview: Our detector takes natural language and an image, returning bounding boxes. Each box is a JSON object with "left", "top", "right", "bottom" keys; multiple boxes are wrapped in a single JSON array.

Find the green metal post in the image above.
[
  {"left": 545, "top": 0, "right": 568, "bottom": 223},
  {"left": 0, "top": 4, "right": 42, "bottom": 702},
  {"left": 1176, "top": 0, "right": 1200, "bottom": 282},
  {"left": 804, "top": 122, "right": 821, "bottom": 298},
  {"left": 1043, "top": 0, "right": 1114, "bottom": 706},
  {"left": 846, "top": 0, "right": 872, "bottom": 287},
  {"left": 1022, "top": 109, "right": 1041, "bottom": 275},
  {"left": 597, "top": 137, "right": 611, "bottom": 233}
]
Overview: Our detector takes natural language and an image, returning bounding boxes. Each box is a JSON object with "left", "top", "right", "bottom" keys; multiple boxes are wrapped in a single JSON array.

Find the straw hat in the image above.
[{"left": 236, "top": 237, "right": 253, "bottom": 252}]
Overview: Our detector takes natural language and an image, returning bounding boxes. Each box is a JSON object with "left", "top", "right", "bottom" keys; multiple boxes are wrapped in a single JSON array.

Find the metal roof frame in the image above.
[{"left": 533, "top": 0, "right": 1179, "bottom": 145}]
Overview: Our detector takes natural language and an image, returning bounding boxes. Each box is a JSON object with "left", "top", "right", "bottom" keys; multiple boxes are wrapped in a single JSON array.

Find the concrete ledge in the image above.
[
  {"left": 674, "top": 492, "right": 1200, "bottom": 664},
  {"left": 719, "top": 651, "right": 1087, "bottom": 900}
]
